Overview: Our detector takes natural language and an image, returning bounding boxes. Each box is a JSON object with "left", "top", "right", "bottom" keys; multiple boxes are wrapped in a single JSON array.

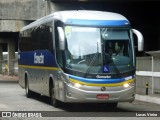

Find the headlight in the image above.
[
  {"left": 124, "top": 76, "right": 135, "bottom": 88},
  {"left": 123, "top": 82, "right": 135, "bottom": 88},
  {"left": 70, "top": 81, "right": 82, "bottom": 88},
  {"left": 123, "top": 83, "right": 130, "bottom": 88},
  {"left": 74, "top": 83, "right": 82, "bottom": 88}
]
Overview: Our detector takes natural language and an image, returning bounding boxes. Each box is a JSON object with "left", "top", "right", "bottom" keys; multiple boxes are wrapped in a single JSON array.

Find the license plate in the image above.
[{"left": 96, "top": 94, "right": 109, "bottom": 99}]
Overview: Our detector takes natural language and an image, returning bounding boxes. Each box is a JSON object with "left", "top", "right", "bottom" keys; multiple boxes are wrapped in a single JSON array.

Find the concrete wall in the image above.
[
  {"left": 0, "top": 20, "right": 28, "bottom": 32},
  {"left": 0, "top": 0, "right": 47, "bottom": 75},
  {"left": 154, "top": 58, "right": 160, "bottom": 72},
  {"left": 136, "top": 57, "right": 160, "bottom": 95},
  {"left": 1, "top": 53, "right": 18, "bottom": 75},
  {"left": 136, "top": 57, "right": 152, "bottom": 71},
  {"left": 136, "top": 57, "right": 152, "bottom": 95},
  {"left": 0, "top": 0, "right": 47, "bottom": 20},
  {"left": 48, "top": 2, "right": 104, "bottom": 13}
]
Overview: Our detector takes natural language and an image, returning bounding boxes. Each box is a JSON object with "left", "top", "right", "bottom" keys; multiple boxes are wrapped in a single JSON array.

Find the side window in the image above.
[
  {"left": 19, "top": 21, "right": 54, "bottom": 53},
  {"left": 19, "top": 29, "right": 33, "bottom": 51},
  {"left": 40, "top": 23, "right": 54, "bottom": 53},
  {"left": 31, "top": 27, "right": 40, "bottom": 50}
]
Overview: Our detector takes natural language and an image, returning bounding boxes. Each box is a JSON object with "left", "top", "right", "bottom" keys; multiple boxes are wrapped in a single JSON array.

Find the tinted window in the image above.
[
  {"left": 19, "top": 22, "right": 54, "bottom": 53},
  {"left": 19, "top": 29, "right": 33, "bottom": 51}
]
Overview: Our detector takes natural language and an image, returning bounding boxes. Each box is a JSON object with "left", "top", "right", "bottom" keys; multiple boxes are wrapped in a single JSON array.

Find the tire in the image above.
[
  {"left": 25, "top": 77, "right": 33, "bottom": 98},
  {"left": 107, "top": 102, "right": 118, "bottom": 108},
  {"left": 50, "top": 85, "right": 60, "bottom": 108}
]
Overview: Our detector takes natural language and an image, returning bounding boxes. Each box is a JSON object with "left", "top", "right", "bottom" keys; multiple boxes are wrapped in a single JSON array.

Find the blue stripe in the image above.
[
  {"left": 65, "top": 19, "right": 130, "bottom": 27},
  {"left": 69, "top": 75, "right": 133, "bottom": 84},
  {"left": 18, "top": 50, "right": 58, "bottom": 67}
]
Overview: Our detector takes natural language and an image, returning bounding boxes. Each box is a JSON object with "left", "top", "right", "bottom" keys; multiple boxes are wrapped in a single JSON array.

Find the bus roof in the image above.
[
  {"left": 54, "top": 10, "right": 128, "bottom": 22},
  {"left": 21, "top": 10, "right": 130, "bottom": 31}
]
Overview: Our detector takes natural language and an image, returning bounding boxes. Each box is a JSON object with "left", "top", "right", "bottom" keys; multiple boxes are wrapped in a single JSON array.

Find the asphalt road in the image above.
[{"left": 0, "top": 80, "right": 160, "bottom": 120}]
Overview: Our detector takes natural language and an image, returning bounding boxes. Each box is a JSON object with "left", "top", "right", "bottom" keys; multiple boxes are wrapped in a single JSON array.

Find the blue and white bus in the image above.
[{"left": 18, "top": 10, "right": 144, "bottom": 108}]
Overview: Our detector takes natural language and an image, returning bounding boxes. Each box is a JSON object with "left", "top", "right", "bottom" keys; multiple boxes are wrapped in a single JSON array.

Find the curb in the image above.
[{"left": 135, "top": 94, "right": 160, "bottom": 105}]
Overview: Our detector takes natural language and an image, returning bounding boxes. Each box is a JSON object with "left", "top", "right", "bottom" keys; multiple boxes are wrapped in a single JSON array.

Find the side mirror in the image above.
[
  {"left": 57, "top": 27, "right": 65, "bottom": 50},
  {"left": 132, "top": 29, "right": 144, "bottom": 51}
]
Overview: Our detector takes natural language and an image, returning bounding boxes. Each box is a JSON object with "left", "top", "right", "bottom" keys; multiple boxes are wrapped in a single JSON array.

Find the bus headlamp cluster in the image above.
[
  {"left": 123, "top": 82, "right": 135, "bottom": 88},
  {"left": 70, "top": 81, "right": 82, "bottom": 88},
  {"left": 123, "top": 83, "right": 130, "bottom": 88},
  {"left": 73, "top": 83, "right": 82, "bottom": 88},
  {"left": 123, "top": 76, "right": 135, "bottom": 88}
]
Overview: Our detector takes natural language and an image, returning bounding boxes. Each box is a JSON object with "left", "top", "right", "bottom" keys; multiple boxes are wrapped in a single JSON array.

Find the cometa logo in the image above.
[{"left": 34, "top": 53, "right": 44, "bottom": 64}]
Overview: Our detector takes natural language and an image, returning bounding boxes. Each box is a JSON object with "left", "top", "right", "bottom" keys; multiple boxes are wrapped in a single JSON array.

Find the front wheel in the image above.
[
  {"left": 25, "top": 77, "right": 33, "bottom": 98},
  {"left": 50, "top": 87, "right": 60, "bottom": 108}
]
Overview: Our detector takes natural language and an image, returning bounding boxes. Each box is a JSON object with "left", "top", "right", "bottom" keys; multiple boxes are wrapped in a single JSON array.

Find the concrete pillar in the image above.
[
  {"left": 8, "top": 39, "right": 15, "bottom": 75},
  {"left": 45, "top": 0, "right": 51, "bottom": 15},
  {"left": 0, "top": 44, "right": 3, "bottom": 74}
]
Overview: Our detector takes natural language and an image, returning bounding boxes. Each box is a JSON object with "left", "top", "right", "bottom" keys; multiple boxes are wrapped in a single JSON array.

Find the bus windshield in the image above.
[{"left": 64, "top": 26, "right": 134, "bottom": 76}]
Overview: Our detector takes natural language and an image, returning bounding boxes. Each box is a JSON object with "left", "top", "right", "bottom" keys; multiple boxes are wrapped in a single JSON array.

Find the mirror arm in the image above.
[{"left": 132, "top": 29, "right": 144, "bottom": 51}]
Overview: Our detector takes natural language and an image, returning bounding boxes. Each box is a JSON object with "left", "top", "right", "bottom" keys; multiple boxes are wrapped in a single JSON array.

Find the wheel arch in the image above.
[
  {"left": 49, "top": 74, "right": 55, "bottom": 97},
  {"left": 24, "top": 71, "right": 29, "bottom": 87}
]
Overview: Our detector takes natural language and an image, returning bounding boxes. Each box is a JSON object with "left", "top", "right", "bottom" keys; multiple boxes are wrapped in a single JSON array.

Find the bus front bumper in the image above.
[{"left": 63, "top": 83, "right": 135, "bottom": 103}]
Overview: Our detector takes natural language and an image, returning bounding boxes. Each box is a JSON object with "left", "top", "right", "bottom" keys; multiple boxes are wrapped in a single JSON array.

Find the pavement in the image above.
[
  {"left": 135, "top": 94, "right": 160, "bottom": 105},
  {"left": 0, "top": 74, "right": 160, "bottom": 105}
]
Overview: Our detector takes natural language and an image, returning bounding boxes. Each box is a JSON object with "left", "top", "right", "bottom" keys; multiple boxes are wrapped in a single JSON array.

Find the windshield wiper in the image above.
[
  {"left": 83, "top": 52, "right": 99, "bottom": 78},
  {"left": 84, "top": 42, "right": 100, "bottom": 78}
]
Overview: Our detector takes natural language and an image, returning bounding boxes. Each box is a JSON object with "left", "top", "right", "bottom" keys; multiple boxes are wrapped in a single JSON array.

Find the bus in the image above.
[{"left": 18, "top": 10, "right": 144, "bottom": 108}]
